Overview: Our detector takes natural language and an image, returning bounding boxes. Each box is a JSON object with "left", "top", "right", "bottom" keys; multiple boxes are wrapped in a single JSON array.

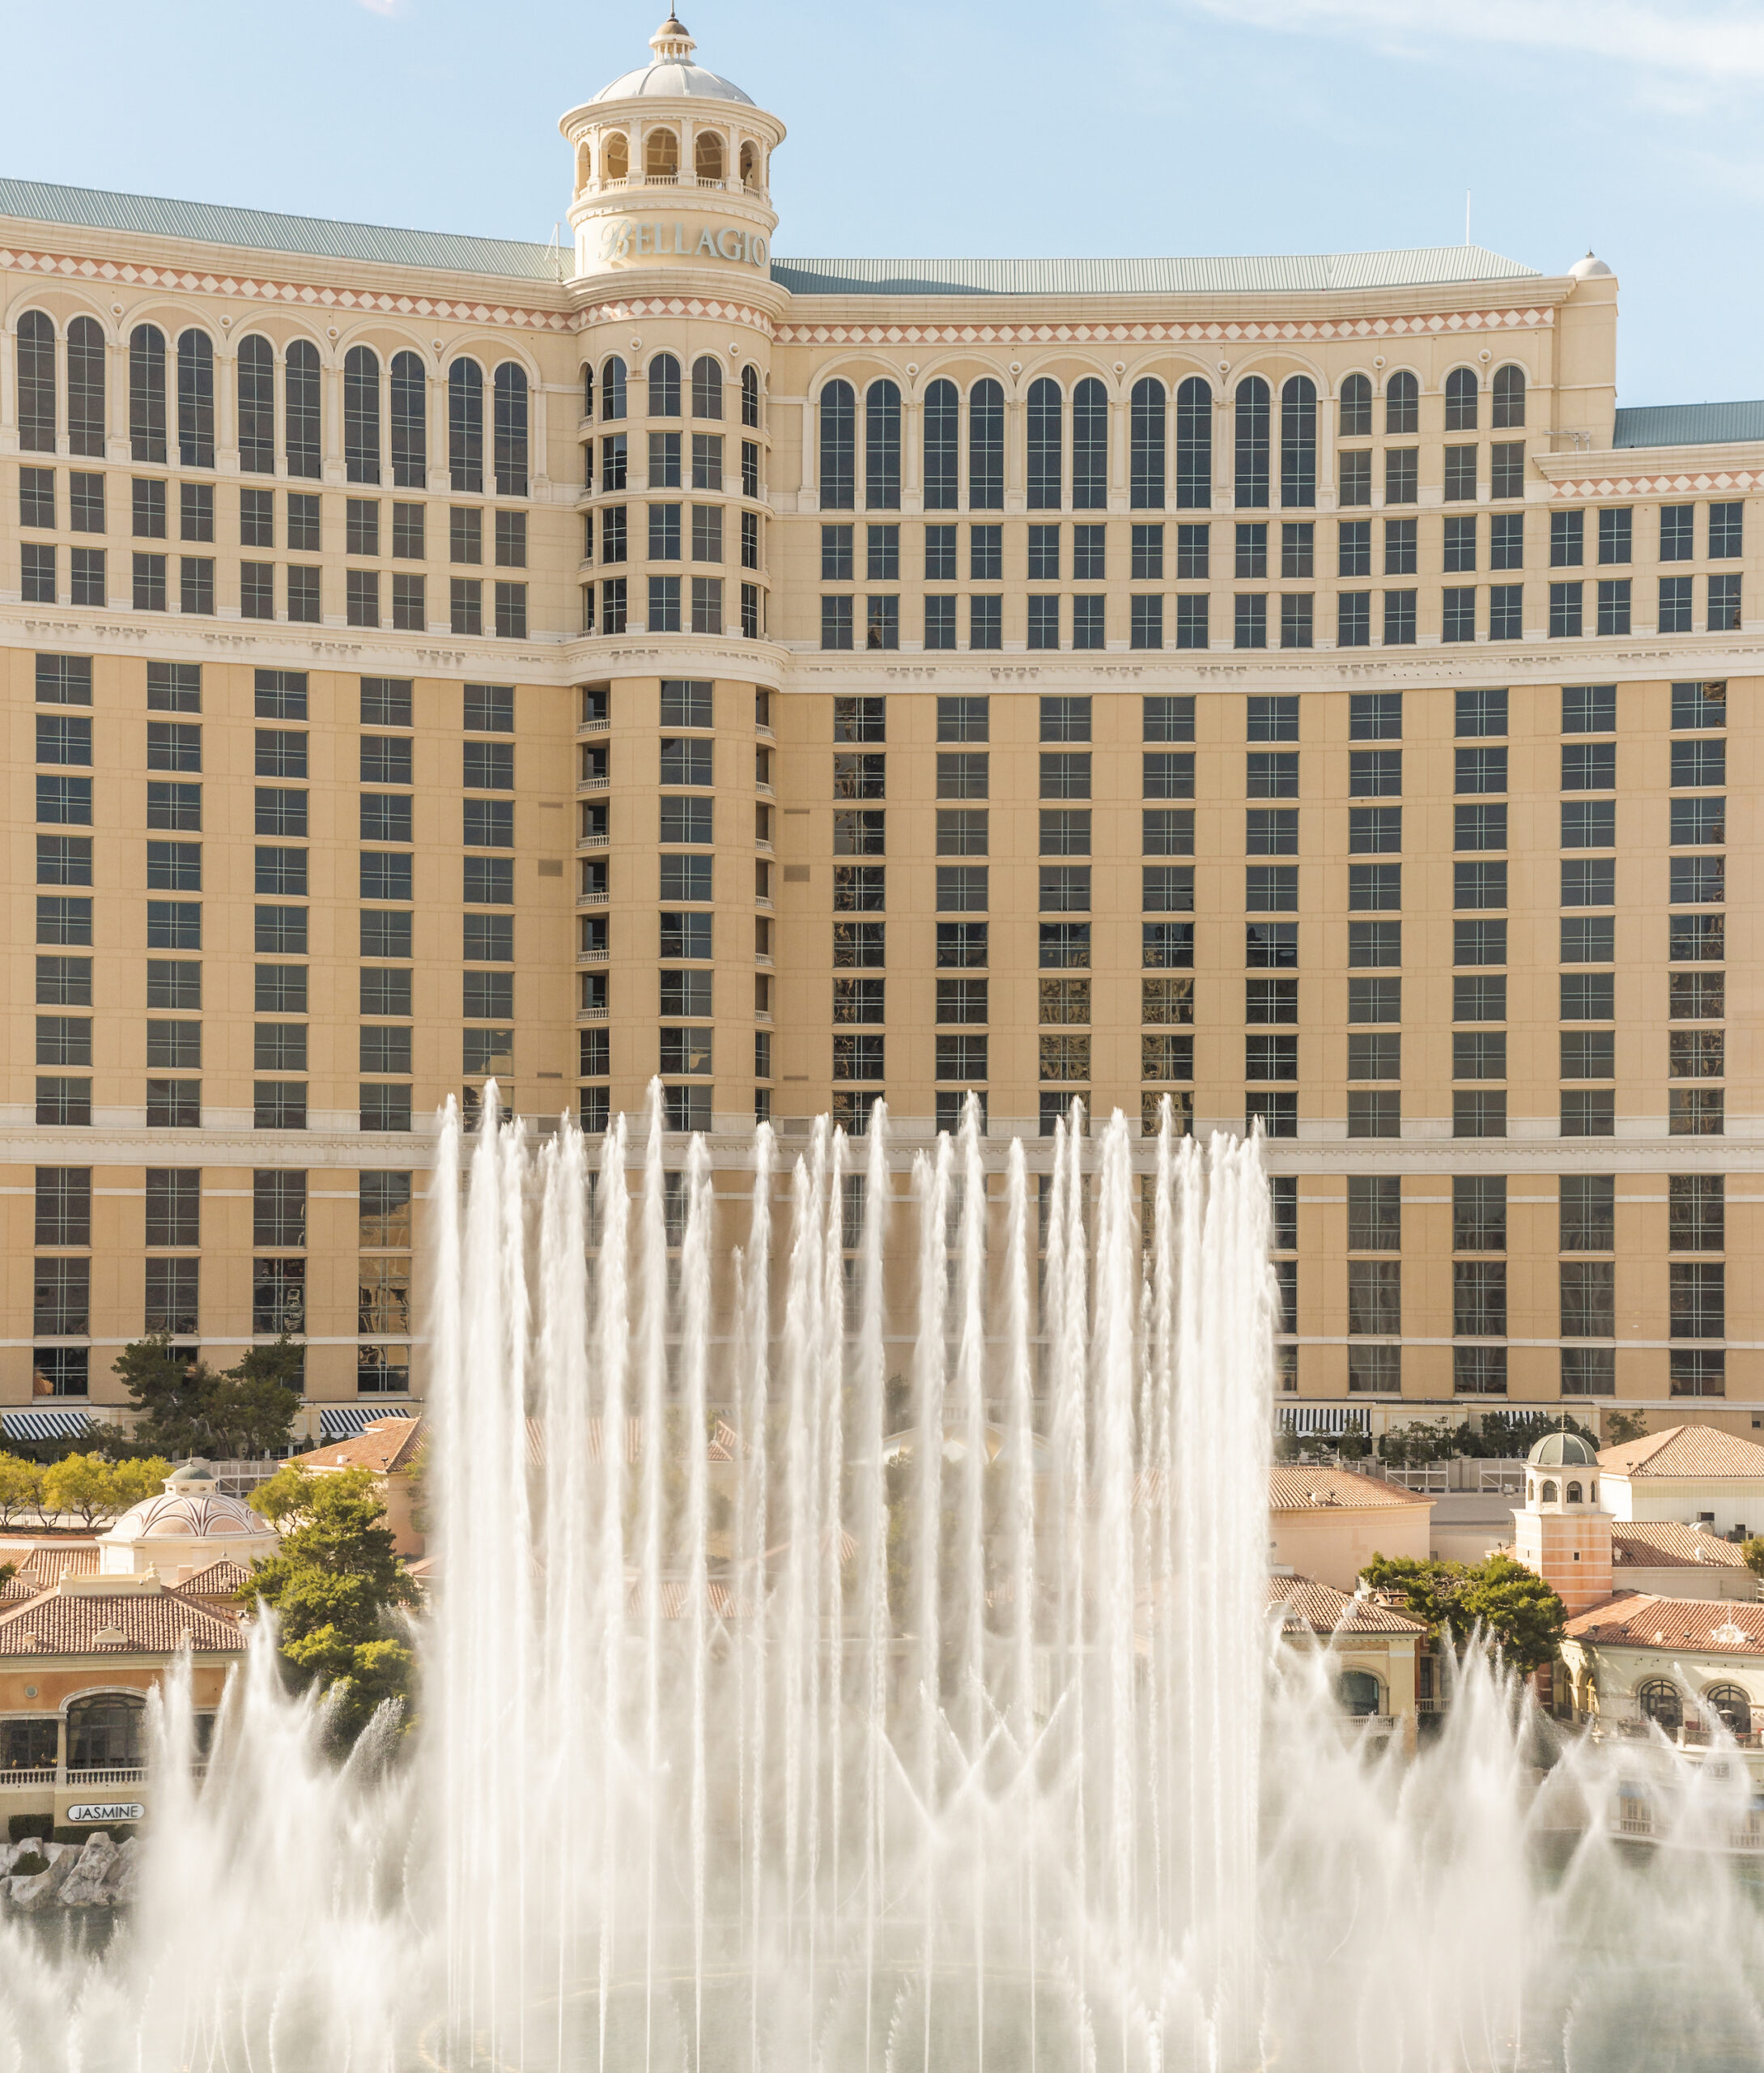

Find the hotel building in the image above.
[{"left": 0, "top": 15, "right": 1756, "bottom": 1441}]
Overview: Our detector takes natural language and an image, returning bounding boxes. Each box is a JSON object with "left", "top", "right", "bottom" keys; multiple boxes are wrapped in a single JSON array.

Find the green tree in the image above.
[
  {"left": 41, "top": 1452, "right": 173, "bottom": 1529},
  {"left": 1359, "top": 1550, "right": 1566, "bottom": 1679},
  {"left": 240, "top": 1466, "right": 419, "bottom": 1747},
  {"left": 1741, "top": 1538, "right": 1764, "bottom": 1581},
  {"left": 1604, "top": 1407, "right": 1649, "bottom": 1447},
  {"left": 0, "top": 1455, "right": 45, "bottom": 1529},
  {"left": 114, "top": 1335, "right": 302, "bottom": 1460}
]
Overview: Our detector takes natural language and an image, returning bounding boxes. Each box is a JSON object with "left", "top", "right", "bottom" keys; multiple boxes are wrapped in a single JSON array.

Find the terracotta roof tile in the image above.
[
  {"left": 10, "top": 1543, "right": 99, "bottom": 1582},
  {"left": 168, "top": 1558, "right": 257, "bottom": 1604},
  {"left": 1269, "top": 1574, "right": 1427, "bottom": 1636},
  {"left": 1564, "top": 1594, "right": 1764, "bottom": 1654},
  {"left": 1610, "top": 1522, "right": 1750, "bottom": 1571},
  {"left": 1268, "top": 1466, "right": 1430, "bottom": 1513},
  {"left": 289, "top": 1415, "right": 426, "bottom": 1476},
  {"left": 1598, "top": 1425, "right": 1764, "bottom": 1481},
  {"left": 0, "top": 1580, "right": 244, "bottom": 1657}
]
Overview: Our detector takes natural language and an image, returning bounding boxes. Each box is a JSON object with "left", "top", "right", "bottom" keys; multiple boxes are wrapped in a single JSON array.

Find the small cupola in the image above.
[{"left": 1525, "top": 1429, "right": 1600, "bottom": 1512}]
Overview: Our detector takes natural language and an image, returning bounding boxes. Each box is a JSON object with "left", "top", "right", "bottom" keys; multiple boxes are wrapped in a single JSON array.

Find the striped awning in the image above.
[
  {"left": 2, "top": 1409, "right": 92, "bottom": 1442},
  {"left": 1277, "top": 1407, "right": 1368, "bottom": 1437},
  {"left": 319, "top": 1404, "right": 418, "bottom": 1441}
]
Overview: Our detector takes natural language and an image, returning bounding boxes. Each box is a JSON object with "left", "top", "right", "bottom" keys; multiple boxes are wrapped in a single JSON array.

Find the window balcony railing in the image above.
[
  {"left": 0, "top": 1768, "right": 57, "bottom": 1790},
  {"left": 577, "top": 1005, "right": 609, "bottom": 1024},
  {"left": 578, "top": 830, "right": 610, "bottom": 851},
  {"left": 578, "top": 773, "right": 610, "bottom": 795},
  {"left": 577, "top": 889, "right": 610, "bottom": 909},
  {"left": 577, "top": 947, "right": 610, "bottom": 967},
  {"left": 66, "top": 1764, "right": 146, "bottom": 1786},
  {"left": 578, "top": 716, "right": 611, "bottom": 738}
]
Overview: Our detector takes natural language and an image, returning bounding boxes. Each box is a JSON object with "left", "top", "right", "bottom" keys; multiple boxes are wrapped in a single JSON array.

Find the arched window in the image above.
[
  {"left": 1637, "top": 1678, "right": 1682, "bottom": 1733},
  {"left": 1129, "top": 377, "right": 1166, "bottom": 509},
  {"left": 66, "top": 317, "right": 105, "bottom": 459},
  {"left": 1385, "top": 371, "right": 1418, "bottom": 436},
  {"left": 605, "top": 133, "right": 629, "bottom": 181},
  {"left": 601, "top": 355, "right": 627, "bottom": 422},
  {"left": 67, "top": 1692, "right": 146, "bottom": 1769},
  {"left": 236, "top": 336, "right": 275, "bottom": 475},
  {"left": 575, "top": 141, "right": 592, "bottom": 190},
  {"left": 644, "top": 126, "right": 679, "bottom": 178},
  {"left": 923, "top": 379, "right": 959, "bottom": 510},
  {"left": 1175, "top": 376, "right": 1211, "bottom": 509},
  {"left": 818, "top": 379, "right": 855, "bottom": 509},
  {"left": 968, "top": 378, "right": 1004, "bottom": 509},
  {"left": 741, "top": 362, "right": 760, "bottom": 429},
  {"left": 1337, "top": 1669, "right": 1384, "bottom": 1718},
  {"left": 1073, "top": 377, "right": 1107, "bottom": 510},
  {"left": 176, "top": 330, "right": 215, "bottom": 469},
  {"left": 16, "top": 311, "right": 57, "bottom": 453},
  {"left": 344, "top": 345, "right": 381, "bottom": 484},
  {"left": 695, "top": 131, "right": 724, "bottom": 182},
  {"left": 1541, "top": 1479, "right": 1558, "bottom": 1504},
  {"left": 580, "top": 363, "right": 594, "bottom": 419},
  {"left": 1444, "top": 366, "right": 1478, "bottom": 432},
  {"left": 1235, "top": 375, "right": 1270, "bottom": 508},
  {"left": 865, "top": 379, "right": 901, "bottom": 511},
  {"left": 1339, "top": 372, "right": 1372, "bottom": 438},
  {"left": 647, "top": 351, "right": 681, "bottom": 418},
  {"left": 129, "top": 322, "right": 167, "bottom": 465},
  {"left": 1026, "top": 377, "right": 1062, "bottom": 511},
  {"left": 494, "top": 363, "right": 529, "bottom": 496},
  {"left": 285, "top": 339, "right": 321, "bottom": 479},
  {"left": 1281, "top": 375, "right": 1316, "bottom": 509},
  {"left": 391, "top": 351, "right": 426, "bottom": 488},
  {"left": 1492, "top": 364, "right": 1526, "bottom": 429},
  {"left": 1566, "top": 1481, "right": 1583, "bottom": 1505},
  {"left": 448, "top": 357, "right": 484, "bottom": 493},
  {"left": 739, "top": 140, "right": 759, "bottom": 189},
  {"left": 1706, "top": 1684, "right": 1752, "bottom": 1739},
  {"left": 691, "top": 355, "right": 723, "bottom": 420}
]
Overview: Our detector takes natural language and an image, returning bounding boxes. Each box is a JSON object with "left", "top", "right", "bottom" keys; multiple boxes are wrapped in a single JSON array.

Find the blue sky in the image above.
[{"left": 9, "top": 0, "right": 1763, "bottom": 404}]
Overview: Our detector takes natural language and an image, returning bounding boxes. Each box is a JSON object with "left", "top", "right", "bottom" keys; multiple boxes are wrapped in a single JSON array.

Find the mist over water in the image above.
[{"left": 1, "top": 1092, "right": 1762, "bottom": 2070}]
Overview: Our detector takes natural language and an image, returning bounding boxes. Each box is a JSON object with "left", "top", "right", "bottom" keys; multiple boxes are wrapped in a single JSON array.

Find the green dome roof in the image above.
[{"left": 1528, "top": 1430, "right": 1598, "bottom": 1469}]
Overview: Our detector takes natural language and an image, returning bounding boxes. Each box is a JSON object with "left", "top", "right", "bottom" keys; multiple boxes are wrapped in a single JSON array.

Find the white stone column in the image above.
[{"left": 428, "top": 367, "right": 448, "bottom": 493}]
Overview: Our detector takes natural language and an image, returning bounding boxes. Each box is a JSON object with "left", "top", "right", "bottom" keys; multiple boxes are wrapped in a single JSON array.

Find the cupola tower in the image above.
[
  {"left": 1513, "top": 1430, "right": 1612, "bottom": 1615},
  {"left": 559, "top": 14, "right": 785, "bottom": 291}
]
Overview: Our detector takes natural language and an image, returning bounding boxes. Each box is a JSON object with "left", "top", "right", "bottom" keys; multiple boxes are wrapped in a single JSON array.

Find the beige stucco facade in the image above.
[{"left": 0, "top": 14, "right": 1757, "bottom": 1436}]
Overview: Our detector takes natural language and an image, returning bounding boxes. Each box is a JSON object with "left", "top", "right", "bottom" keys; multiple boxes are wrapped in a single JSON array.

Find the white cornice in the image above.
[{"left": 7, "top": 602, "right": 1758, "bottom": 693}]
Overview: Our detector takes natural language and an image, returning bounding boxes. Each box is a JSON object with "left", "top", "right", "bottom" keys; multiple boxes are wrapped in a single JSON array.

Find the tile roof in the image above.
[
  {"left": 1610, "top": 1522, "right": 1750, "bottom": 1571},
  {"left": 289, "top": 1415, "right": 426, "bottom": 1476},
  {"left": 168, "top": 1558, "right": 257, "bottom": 1604},
  {"left": 771, "top": 247, "right": 1541, "bottom": 298},
  {"left": 0, "top": 1579, "right": 243, "bottom": 1657},
  {"left": 4, "top": 1542, "right": 100, "bottom": 1584},
  {"left": 0, "top": 178, "right": 559, "bottom": 280},
  {"left": 1269, "top": 1465, "right": 1431, "bottom": 1513},
  {"left": 1269, "top": 1574, "right": 1426, "bottom": 1636},
  {"left": 1598, "top": 1425, "right": 1764, "bottom": 1481},
  {"left": 1613, "top": 402, "right": 1764, "bottom": 449},
  {"left": 1564, "top": 1594, "right": 1764, "bottom": 1655}
]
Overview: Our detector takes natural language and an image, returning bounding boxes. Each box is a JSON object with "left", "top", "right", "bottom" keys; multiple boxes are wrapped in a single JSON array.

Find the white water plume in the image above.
[{"left": 0, "top": 1089, "right": 1761, "bottom": 2071}]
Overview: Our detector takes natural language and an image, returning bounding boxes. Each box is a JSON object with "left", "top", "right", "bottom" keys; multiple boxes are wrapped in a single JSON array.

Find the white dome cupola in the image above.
[{"left": 559, "top": 13, "right": 785, "bottom": 290}]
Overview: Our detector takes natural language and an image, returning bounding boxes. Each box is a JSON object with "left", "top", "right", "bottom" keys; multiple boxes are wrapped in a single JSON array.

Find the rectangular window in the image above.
[
  {"left": 449, "top": 577, "right": 482, "bottom": 635},
  {"left": 1597, "top": 507, "right": 1631, "bottom": 564},
  {"left": 1129, "top": 594, "right": 1163, "bottom": 649},
  {"left": 1338, "top": 449, "right": 1371, "bottom": 507},
  {"left": 1173, "top": 594, "right": 1207, "bottom": 648},
  {"left": 1456, "top": 746, "right": 1507, "bottom": 795},
  {"left": 1337, "top": 592, "right": 1370, "bottom": 646},
  {"left": 1384, "top": 448, "right": 1417, "bottom": 504},
  {"left": 1454, "top": 919, "right": 1506, "bottom": 965},
  {"left": 1441, "top": 587, "right": 1475, "bottom": 642},
  {"left": 1549, "top": 581, "right": 1583, "bottom": 637},
  {"left": 1350, "top": 749, "right": 1403, "bottom": 798},
  {"left": 1443, "top": 446, "right": 1477, "bottom": 502},
  {"left": 1708, "top": 572, "right": 1742, "bottom": 631},
  {"left": 1027, "top": 594, "right": 1061, "bottom": 649},
  {"left": 1596, "top": 578, "right": 1630, "bottom": 636},
  {"left": 1709, "top": 500, "right": 1743, "bottom": 556},
  {"left": 1279, "top": 594, "right": 1313, "bottom": 649},
  {"left": 821, "top": 594, "right": 854, "bottom": 650},
  {"left": 1234, "top": 594, "right": 1267, "bottom": 649},
  {"left": 970, "top": 594, "right": 1002, "bottom": 649},
  {"left": 1659, "top": 504, "right": 1694, "bottom": 560}
]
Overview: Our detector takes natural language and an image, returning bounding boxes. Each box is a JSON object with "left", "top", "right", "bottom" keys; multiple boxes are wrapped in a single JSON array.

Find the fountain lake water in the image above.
[{"left": 1, "top": 1089, "right": 1762, "bottom": 2070}]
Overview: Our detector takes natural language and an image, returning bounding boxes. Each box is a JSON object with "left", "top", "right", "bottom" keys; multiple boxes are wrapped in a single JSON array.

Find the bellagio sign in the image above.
[{"left": 597, "top": 219, "right": 770, "bottom": 268}]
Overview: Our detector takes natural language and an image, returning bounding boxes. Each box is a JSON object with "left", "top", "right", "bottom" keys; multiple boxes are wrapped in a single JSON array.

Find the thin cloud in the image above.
[
  {"left": 1184, "top": 0, "right": 1764, "bottom": 81},
  {"left": 356, "top": 0, "right": 411, "bottom": 15}
]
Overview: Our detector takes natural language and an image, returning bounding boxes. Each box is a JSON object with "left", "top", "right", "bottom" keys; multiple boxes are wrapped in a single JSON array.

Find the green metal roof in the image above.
[
  {"left": 0, "top": 177, "right": 559, "bottom": 280},
  {"left": 1613, "top": 402, "right": 1764, "bottom": 449},
  {"left": 1, "top": 181, "right": 1543, "bottom": 302},
  {"left": 768, "top": 247, "right": 1541, "bottom": 297}
]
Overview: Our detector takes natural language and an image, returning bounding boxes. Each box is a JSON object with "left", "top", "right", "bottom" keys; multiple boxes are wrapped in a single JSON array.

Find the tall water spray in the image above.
[
  {"left": 423, "top": 1088, "right": 1274, "bottom": 2073},
  {"left": 2, "top": 1094, "right": 1763, "bottom": 2071}
]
